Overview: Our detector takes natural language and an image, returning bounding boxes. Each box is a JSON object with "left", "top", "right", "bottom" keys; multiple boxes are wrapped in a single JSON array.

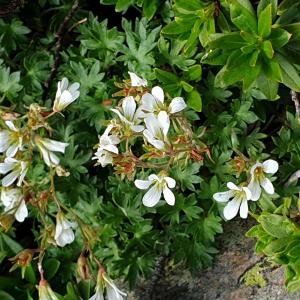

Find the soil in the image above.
[{"left": 132, "top": 218, "right": 300, "bottom": 300}]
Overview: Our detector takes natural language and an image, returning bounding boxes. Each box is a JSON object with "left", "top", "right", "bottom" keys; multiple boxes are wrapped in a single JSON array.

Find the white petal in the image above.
[
  {"left": 68, "top": 82, "right": 80, "bottom": 94},
  {"left": 152, "top": 86, "right": 164, "bottom": 103},
  {"left": 134, "top": 179, "right": 152, "bottom": 190},
  {"left": 163, "top": 186, "right": 175, "bottom": 206},
  {"left": 103, "top": 144, "right": 119, "bottom": 154},
  {"left": 260, "top": 177, "right": 274, "bottom": 194},
  {"left": 60, "top": 77, "right": 69, "bottom": 91},
  {"left": 109, "top": 136, "right": 120, "bottom": 145},
  {"left": 5, "top": 121, "right": 18, "bottom": 132},
  {"left": 226, "top": 182, "right": 241, "bottom": 191},
  {"left": 128, "top": 72, "right": 147, "bottom": 87},
  {"left": 6, "top": 144, "right": 18, "bottom": 158},
  {"left": 262, "top": 159, "right": 278, "bottom": 174},
  {"left": 0, "top": 132, "right": 9, "bottom": 152},
  {"left": 144, "top": 115, "right": 161, "bottom": 136},
  {"left": 141, "top": 93, "right": 156, "bottom": 112},
  {"left": 56, "top": 229, "right": 75, "bottom": 247},
  {"left": 39, "top": 146, "right": 51, "bottom": 166},
  {"left": 164, "top": 177, "right": 176, "bottom": 188},
  {"left": 110, "top": 108, "right": 130, "bottom": 124},
  {"left": 213, "top": 190, "right": 234, "bottom": 202},
  {"left": 122, "top": 96, "right": 136, "bottom": 121},
  {"left": 143, "top": 130, "right": 165, "bottom": 149},
  {"left": 142, "top": 186, "right": 162, "bottom": 207},
  {"left": 239, "top": 199, "right": 248, "bottom": 219},
  {"left": 247, "top": 179, "right": 261, "bottom": 201},
  {"left": 130, "top": 125, "right": 144, "bottom": 133},
  {"left": 169, "top": 97, "right": 187, "bottom": 114},
  {"left": 15, "top": 200, "right": 28, "bottom": 222},
  {"left": 60, "top": 90, "right": 74, "bottom": 106},
  {"left": 157, "top": 111, "right": 170, "bottom": 136},
  {"left": 0, "top": 162, "right": 14, "bottom": 174},
  {"left": 2, "top": 171, "right": 19, "bottom": 187},
  {"left": 148, "top": 174, "right": 159, "bottom": 181},
  {"left": 242, "top": 187, "right": 252, "bottom": 200},
  {"left": 42, "top": 138, "right": 69, "bottom": 153},
  {"left": 223, "top": 197, "right": 241, "bottom": 220}
]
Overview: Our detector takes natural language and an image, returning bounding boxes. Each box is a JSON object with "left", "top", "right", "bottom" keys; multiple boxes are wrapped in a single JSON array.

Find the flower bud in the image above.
[
  {"left": 38, "top": 279, "right": 59, "bottom": 300},
  {"left": 77, "top": 253, "right": 91, "bottom": 281},
  {"left": 0, "top": 214, "right": 14, "bottom": 231},
  {"left": 9, "top": 249, "right": 34, "bottom": 272}
]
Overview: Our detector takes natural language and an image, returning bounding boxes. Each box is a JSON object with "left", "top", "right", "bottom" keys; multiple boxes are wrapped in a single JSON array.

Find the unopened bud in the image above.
[
  {"left": 0, "top": 214, "right": 14, "bottom": 232},
  {"left": 77, "top": 253, "right": 91, "bottom": 280}
]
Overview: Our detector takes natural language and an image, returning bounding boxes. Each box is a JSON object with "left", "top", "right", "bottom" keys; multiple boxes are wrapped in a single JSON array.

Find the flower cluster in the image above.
[
  {"left": 93, "top": 72, "right": 206, "bottom": 208},
  {"left": 0, "top": 77, "right": 79, "bottom": 251},
  {"left": 213, "top": 159, "right": 279, "bottom": 220}
]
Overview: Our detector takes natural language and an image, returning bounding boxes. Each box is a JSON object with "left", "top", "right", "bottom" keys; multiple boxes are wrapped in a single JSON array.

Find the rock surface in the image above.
[{"left": 133, "top": 218, "right": 300, "bottom": 300}]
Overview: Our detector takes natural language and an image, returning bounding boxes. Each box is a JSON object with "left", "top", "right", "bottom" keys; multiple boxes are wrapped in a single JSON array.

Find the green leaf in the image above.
[
  {"left": 269, "top": 28, "right": 291, "bottom": 49},
  {"left": 257, "top": 0, "right": 278, "bottom": 21},
  {"left": 0, "top": 19, "right": 30, "bottom": 53},
  {"left": 263, "top": 238, "right": 290, "bottom": 255},
  {"left": 0, "top": 64, "right": 22, "bottom": 102},
  {"left": 0, "top": 291, "right": 14, "bottom": 300},
  {"left": 264, "top": 58, "right": 281, "bottom": 81},
  {"left": 258, "top": 214, "right": 291, "bottom": 238},
  {"left": 209, "top": 32, "right": 247, "bottom": 50},
  {"left": 187, "top": 90, "right": 202, "bottom": 112},
  {"left": 230, "top": 0, "right": 257, "bottom": 34},
  {"left": 44, "top": 258, "right": 61, "bottom": 280},
  {"left": 162, "top": 20, "right": 193, "bottom": 35},
  {"left": 256, "top": 74, "right": 279, "bottom": 100},
  {"left": 184, "top": 65, "right": 202, "bottom": 82},
  {"left": 180, "top": 81, "right": 193, "bottom": 93},
  {"left": 66, "top": 282, "right": 80, "bottom": 300},
  {"left": 258, "top": 4, "right": 272, "bottom": 38},
  {"left": 171, "top": 163, "right": 202, "bottom": 191},
  {"left": 24, "top": 264, "right": 37, "bottom": 284},
  {"left": 215, "top": 50, "right": 252, "bottom": 88},
  {"left": 262, "top": 40, "right": 274, "bottom": 58},
  {"left": 143, "top": 0, "right": 160, "bottom": 20},
  {"left": 199, "top": 18, "right": 215, "bottom": 47},
  {"left": 0, "top": 233, "right": 23, "bottom": 254},
  {"left": 78, "top": 280, "right": 91, "bottom": 300},
  {"left": 277, "top": 54, "right": 300, "bottom": 91},
  {"left": 288, "top": 244, "right": 300, "bottom": 258},
  {"left": 115, "top": 0, "right": 133, "bottom": 12}
]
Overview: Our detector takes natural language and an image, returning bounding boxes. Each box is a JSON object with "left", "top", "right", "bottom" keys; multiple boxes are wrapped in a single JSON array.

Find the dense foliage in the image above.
[{"left": 1, "top": 0, "right": 300, "bottom": 299}]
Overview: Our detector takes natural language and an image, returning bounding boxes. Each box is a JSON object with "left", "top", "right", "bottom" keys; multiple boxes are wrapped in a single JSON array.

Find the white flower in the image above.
[
  {"left": 35, "top": 136, "right": 69, "bottom": 167},
  {"left": 89, "top": 285, "right": 104, "bottom": 300},
  {"left": 213, "top": 182, "right": 252, "bottom": 220},
  {"left": 0, "top": 121, "right": 23, "bottom": 158},
  {"left": 111, "top": 96, "right": 145, "bottom": 133},
  {"left": 1, "top": 188, "right": 28, "bottom": 222},
  {"left": 128, "top": 71, "right": 147, "bottom": 87},
  {"left": 103, "top": 273, "right": 127, "bottom": 300},
  {"left": 0, "top": 158, "right": 28, "bottom": 187},
  {"left": 247, "top": 159, "right": 279, "bottom": 201},
  {"left": 38, "top": 279, "right": 60, "bottom": 300},
  {"left": 141, "top": 86, "right": 186, "bottom": 116},
  {"left": 53, "top": 77, "right": 80, "bottom": 112},
  {"left": 92, "top": 125, "right": 120, "bottom": 167},
  {"left": 143, "top": 111, "right": 170, "bottom": 150},
  {"left": 135, "top": 174, "right": 176, "bottom": 207},
  {"left": 54, "top": 212, "right": 77, "bottom": 247}
]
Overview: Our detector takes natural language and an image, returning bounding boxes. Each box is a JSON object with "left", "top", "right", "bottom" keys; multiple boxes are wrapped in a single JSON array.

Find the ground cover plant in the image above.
[{"left": 1, "top": 0, "right": 300, "bottom": 299}]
